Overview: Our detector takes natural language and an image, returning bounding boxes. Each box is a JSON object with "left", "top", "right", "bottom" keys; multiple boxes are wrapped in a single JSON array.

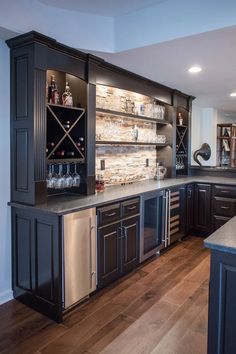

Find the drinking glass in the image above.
[
  {"left": 55, "top": 164, "right": 65, "bottom": 189},
  {"left": 64, "top": 163, "right": 73, "bottom": 188},
  {"left": 72, "top": 164, "right": 81, "bottom": 187}
]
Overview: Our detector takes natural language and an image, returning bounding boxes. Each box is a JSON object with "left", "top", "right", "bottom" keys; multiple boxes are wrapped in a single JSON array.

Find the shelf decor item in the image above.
[
  {"left": 62, "top": 82, "right": 73, "bottom": 107},
  {"left": 193, "top": 143, "right": 211, "bottom": 166}
]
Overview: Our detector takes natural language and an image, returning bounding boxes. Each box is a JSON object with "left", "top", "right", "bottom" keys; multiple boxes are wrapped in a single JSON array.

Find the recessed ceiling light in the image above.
[
  {"left": 230, "top": 92, "right": 236, "bottom": 97},
  {"left": 188, "top": 66, "right": 202, "bottom": 73}
]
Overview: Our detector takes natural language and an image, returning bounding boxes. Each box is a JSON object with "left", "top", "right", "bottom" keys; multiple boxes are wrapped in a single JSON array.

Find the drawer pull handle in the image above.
[
  {"left": 105, "top": 212, "right": 117, "bottom": 217},
  {"left": 221, "top": 190, "right": 230, "bottom": 193},
  {"left": 221, "top": 206, "right": 230, "bottom": 209},
  {"left": 127, "top": 206, "right": 137, "bottom": 210}
]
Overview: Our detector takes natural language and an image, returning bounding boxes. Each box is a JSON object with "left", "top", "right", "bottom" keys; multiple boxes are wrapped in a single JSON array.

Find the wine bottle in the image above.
[
  {"left": 56, "top": 151, "right": 65, "bottom": 157},
  {"left": 63, "top": 121, "right": 71, "bottom": 129},
  {"left": 78, "top": 137, "right": 84, "bottom": 142},
  {"left": 62, "top": 82, "right": 73, "bottom": 107},
  {"left": 48, "top": 75, "right": 60, "bottom": 104},
  {"left": 66, "top": 151, "right": 75, "bottom": 157},
  {"left": 47, "top": 142, "right": 55, "bottom": 148}
]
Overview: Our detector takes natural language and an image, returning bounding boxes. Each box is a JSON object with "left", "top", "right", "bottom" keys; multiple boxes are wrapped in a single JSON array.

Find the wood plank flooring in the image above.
[{"left": 0, "top": 236, "right": 210, "bottom": 354}]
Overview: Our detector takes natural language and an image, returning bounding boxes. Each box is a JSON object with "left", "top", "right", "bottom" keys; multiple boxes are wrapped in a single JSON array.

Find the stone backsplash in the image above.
[{"left": 96, "top": 145, "right": 157, "bottom": 185}]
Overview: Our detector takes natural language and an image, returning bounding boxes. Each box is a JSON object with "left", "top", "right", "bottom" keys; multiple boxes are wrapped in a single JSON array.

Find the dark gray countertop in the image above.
[
  {"left": 9, "top": 175, "right": 236, "bottom": 215},
  {"left": 204, "top": 216, "right": 236, "bottom": 255}
]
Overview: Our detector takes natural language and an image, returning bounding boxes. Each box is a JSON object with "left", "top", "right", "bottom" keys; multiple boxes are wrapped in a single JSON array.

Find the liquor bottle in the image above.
[
  {"left": 178, "top": 113, "right": 183, "bottom": 125},
  {"left": 48, "top": 75, "right": 60, "bottom": 104},
  {"left": 62, "top": 82, "right": 73, "bottom": 107}
]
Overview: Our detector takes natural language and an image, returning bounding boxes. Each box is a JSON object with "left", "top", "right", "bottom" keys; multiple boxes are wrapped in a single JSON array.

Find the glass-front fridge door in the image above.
[{"left": 140, "top": 191, "right": 165, "bottom": 262}]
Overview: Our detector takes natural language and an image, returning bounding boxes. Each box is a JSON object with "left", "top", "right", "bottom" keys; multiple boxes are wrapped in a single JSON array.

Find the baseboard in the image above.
[{"left": 0, "top": 289, "right": 13, "bottom": 305}]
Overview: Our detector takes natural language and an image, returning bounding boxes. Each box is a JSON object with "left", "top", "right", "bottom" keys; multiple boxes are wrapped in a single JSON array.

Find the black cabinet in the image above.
[
  {"left": 186, "top": 183, "right": 194, "bottom": 235},
  {"left": 208, "top": 249, "right": 236, "bottom": 354},
  {"left": 97, "top": 222, "right": 121, "bottom": 287},
  {"left": 194, "top": 183, "right": 212, "bottom": 234},
  {"left": 97, "top": 199, "right": 140, "bottom": 287},
  {"left": 7, "top": 32, "right": 95, "bottom": 205},
  {"left": 212, "top": 185, "right": 236, "bottom": 231},
  {"left": 122, "top": 216, "right": 140, "bottom": 273},
  {"left": 12, "top": 207, "right": 62, "bottom": 322}
]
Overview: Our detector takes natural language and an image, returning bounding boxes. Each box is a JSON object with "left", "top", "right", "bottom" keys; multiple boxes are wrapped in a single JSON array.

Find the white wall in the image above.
[
  {"left": 191, "top": 105, "right": 217, "bottom": 166},
  {"left": 0, "top": 0, "right": 114, "bottom": 52},
  {"left": 217, "top": 110, "right": 236, "bottom": 124},
  {"left": 0, "top": 40, "right": 12, "bottom": 304},
  {"left": 115, "top": 0, "right": 236, "bottom": 51}
]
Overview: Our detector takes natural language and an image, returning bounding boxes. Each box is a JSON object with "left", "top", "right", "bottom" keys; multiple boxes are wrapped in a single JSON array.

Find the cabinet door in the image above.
[
  {"left": 213, "top": 215, "right": 230, "bottom": 231},
  {"left": 12, "top": 207, "right": 62, "bottom": 322},
  {"left": 186, "top": 184, "right": 194, "bottom": 234},
  {"left": 122, "top": 216, "right": 140, "bottom": 274},
  {"left": 97, "top": 222, "right": 121, "bottom": 287},
  {"left": 194, "top": 183, "right": 212, "bottom": 233}
]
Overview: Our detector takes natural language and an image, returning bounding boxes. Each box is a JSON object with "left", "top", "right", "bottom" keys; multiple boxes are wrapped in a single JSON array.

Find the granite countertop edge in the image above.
[
  {"left": 8, "top": 175, "right": 236, "bottom": 216},
  {"left": 204, "top": 216, "right": 236, "bottom": 255}
]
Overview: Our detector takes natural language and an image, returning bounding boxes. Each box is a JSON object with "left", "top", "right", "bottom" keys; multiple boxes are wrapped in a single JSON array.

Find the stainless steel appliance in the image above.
[
  {"left": 162, "top": 188, "right": 185, "bottom": 247},
  {"left": 140, "top": 191, "right": 165, "bottom": 262},
  {"left": 62, "top": 208, "right": 97, "bottom": 309}
]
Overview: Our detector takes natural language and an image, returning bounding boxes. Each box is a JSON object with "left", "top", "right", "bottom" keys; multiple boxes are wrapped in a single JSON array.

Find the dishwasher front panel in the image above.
[{"left": 62, "top": 208, "right": 96, "bottom": 309}]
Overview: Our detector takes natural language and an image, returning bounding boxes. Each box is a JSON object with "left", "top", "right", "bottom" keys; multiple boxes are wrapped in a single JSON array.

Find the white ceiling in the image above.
[
  {"left": 39, "top": 0, "right": 166, "bottom": 17},
  {"left": 90, "top": 26, "right": 236, "bottom": 113}
]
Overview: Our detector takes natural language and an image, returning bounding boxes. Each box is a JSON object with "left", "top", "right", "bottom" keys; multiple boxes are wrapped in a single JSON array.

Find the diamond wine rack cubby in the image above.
[{"left": 46, "top": 104, "right": 86, "bottom": 163}]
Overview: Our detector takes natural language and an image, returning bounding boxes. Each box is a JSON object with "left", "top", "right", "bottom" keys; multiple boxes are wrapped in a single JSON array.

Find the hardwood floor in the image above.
[{"left": 0, "top": 236, "right": 210, "bottom": 354}]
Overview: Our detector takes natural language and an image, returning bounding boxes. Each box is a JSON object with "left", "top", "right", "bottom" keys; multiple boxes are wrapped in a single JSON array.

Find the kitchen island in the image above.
[{"left": 204, "top": 217, "right": 236, "bottom": 354}]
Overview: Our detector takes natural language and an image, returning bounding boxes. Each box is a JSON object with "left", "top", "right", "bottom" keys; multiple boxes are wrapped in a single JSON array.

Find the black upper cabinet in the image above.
[
  {"left": 7, "top": 31, "right": 193, "bottom": 205},
  {"left": 7, "top": 32, "right": 95, "bottom": 205},
  {"left": 194, "top": 183, "right": 212, "bottom": 234}
]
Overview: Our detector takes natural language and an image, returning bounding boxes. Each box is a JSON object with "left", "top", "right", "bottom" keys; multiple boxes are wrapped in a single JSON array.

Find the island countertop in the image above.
[
  {"left": 204, "top": 216, "right": 236, "bottom": 255},
  {"left": 9, "top": 175, "right": 236, "bottom": 216}
]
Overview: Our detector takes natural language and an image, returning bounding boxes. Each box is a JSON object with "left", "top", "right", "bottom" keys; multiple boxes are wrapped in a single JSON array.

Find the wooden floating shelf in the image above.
[
  {"left": 176, "top": 124, "right": 188, "bottom": 128},
  {"left": 96, "top": 108, "right": 171, "bottom": 125},
  {"left": 96, "top": 141, "right": 171, "bottom": 147},
  {"left": 47, "top": 103, "right": 85, "bottom": 112},
  {"left": 47, "top": 158, "right": 85, "bottom": 164}
]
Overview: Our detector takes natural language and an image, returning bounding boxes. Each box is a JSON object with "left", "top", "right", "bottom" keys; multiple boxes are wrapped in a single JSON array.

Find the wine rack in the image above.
[
  {"left": 47, "top": 104, "right": 86, "bottom": 163},
  {"left": 176, "top": 108, "right": 189, "bottom": 176}
]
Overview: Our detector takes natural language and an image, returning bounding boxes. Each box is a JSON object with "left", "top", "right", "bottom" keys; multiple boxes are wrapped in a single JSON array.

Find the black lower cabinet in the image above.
[
  {"left": 97, "top": 201, "right": 140, "bottom": 289},
  {"left": 122, "top": 216, "right": 140, "bottom": 273},
  {"left": 194, "top": 183, "right": 212, "bottom": 234},
  {"left": 12, "top": 207, "right": 62, "bottom": 322},
  {"left": 208, "top": 250, "right": 236, "bottom": 354},
  {"left": 213, "top": 215, "right": 230, "bottom": 231},
  {"left": 97, "top": 216, "right": 140, "bottom": 288},
  {"left": 97, "top": 222, "right": 121, "bottom": 287}
]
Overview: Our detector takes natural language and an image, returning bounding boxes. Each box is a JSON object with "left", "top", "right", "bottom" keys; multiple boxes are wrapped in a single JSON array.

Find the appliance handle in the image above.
[
  {"left": 162, "top": 194, "right": 166, "bottom": 245},
  {"left": 90, "top": 217, "right": 96, "bottom": 288},
  {"left": 168, "top": 189, "right": 171, "bottom": 246}
]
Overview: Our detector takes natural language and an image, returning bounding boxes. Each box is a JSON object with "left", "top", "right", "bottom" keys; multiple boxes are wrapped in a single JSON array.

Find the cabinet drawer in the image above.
[
  {"left": 121, "top": 198, "right": 140, "bottom": 218},
  {"left": 213, "top": 185, "right": 236, "bottom": 198},
  {"left": 213, "top": 197, "right": 236, "bottom": 217},
  {"left": 97, "top": 203, "right": 121, "bottom": 226},
  {"left": 213, "top": 215, "right": 230, "bottom": 231}
]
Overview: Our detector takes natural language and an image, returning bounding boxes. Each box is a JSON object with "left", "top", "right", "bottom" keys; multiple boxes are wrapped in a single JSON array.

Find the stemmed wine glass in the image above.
[
  {"left": 64, "top": 163, "right": 73, "bottom": 188},
  {"left": 72, "top": 163, "right": 80, "bottom": 187},
  {"left": 55, "top": 164, "right": 65, "bottom": 189}
]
